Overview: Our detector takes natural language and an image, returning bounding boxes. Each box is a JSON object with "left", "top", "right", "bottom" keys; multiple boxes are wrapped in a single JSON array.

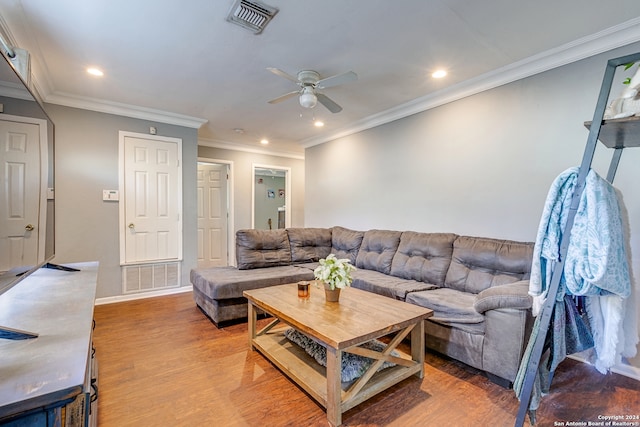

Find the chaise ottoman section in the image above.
[{"left": 191, "top": 265, "right": 314, "bottom": 325}]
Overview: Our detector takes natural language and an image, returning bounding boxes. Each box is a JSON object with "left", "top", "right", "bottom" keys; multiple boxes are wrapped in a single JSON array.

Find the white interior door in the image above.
[
  {"left": 197, "top": 163, "right": 228, "bottom": 268},
  {"left": 0, "top": 119, "right": 41, "bottom": 271},
  {"left": 120, "top": 132, "right": 182, "bottom": 264}
]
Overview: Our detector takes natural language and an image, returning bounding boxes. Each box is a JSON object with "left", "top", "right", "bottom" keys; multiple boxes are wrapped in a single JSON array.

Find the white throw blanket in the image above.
[{"left": 529, "top": 167, "right": 636, "bottom": 373}]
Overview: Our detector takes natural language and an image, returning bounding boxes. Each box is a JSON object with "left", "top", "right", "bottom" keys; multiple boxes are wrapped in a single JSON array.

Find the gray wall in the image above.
[
  {"left": 197, "top": 145, "right": 305, "bottom": 233},
  {"left": 305, "top": 43, "right": 640, "bottom": 369},
  {"left": 44, "top": 104, "right": 198, "bottom": 299}
]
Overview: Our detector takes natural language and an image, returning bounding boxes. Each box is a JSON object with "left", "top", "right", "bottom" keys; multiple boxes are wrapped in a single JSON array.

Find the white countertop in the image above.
[{"left": 0, "top": 262, "right": 98, "bottom": 419}]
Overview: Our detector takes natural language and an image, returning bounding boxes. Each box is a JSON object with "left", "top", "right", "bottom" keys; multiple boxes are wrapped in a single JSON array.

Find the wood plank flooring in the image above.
[{"left": 92, "top": 292, "right": 639, "bottom": 427}]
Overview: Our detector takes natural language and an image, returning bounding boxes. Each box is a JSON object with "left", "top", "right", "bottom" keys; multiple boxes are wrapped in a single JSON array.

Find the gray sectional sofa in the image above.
[{"left": 190, "top": 226, "right": 534, "bottom": 386}]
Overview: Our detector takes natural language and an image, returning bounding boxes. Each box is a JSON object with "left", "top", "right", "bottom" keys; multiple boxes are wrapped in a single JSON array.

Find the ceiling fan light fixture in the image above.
[
  {"left": 431, "top": 69, "right": 447, "bottom": 79},
  {"left": 87, "top": 67, "right": 104, "bottom": 77},
  {"left": 299, "top": 87, "right": 317, "bottom": 109}
]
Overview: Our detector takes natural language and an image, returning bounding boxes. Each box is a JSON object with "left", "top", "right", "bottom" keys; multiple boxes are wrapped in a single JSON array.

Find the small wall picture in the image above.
[
  {"left": 278, "top": 189, "right": 285, "bottom": 198},
  {"left": 267, "top": 189, "right": 275, "bottom": 199}
]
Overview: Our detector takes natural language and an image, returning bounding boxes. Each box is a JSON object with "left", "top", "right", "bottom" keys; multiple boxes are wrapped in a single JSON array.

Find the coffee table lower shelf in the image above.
[{"left": 252, "top": 327, "right": 423, "bottom": 418}]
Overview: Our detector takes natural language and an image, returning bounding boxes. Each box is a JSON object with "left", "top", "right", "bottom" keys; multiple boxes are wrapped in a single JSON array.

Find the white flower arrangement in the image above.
[{"left": 313, "top": 254, "right": 356, "bottom": 290}]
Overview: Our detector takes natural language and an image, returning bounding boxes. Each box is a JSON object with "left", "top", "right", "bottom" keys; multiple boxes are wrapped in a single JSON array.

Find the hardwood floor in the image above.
[{"left": 92, "top": 292, "right": 639, "bottom": 427}]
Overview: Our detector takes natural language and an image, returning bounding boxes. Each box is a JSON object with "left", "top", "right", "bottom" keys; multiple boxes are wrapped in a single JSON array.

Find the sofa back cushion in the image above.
[
  {"left": 236, "top": 229, "right": 291, "bottom": 270},
  {"left": 390, "top": 232, "right": 457, "bottom": 286},
  {"left": 331, "top": 226, "right": 364, "bottom": 264},
  {"left": 444, "top": 236, "right": 534, "bottom": 294},
  {"left": 355, "top": 229, "right": 402, "bottom": 274},
  {"left": 287, "top": 228, "right": 332, "bottom": 263}
]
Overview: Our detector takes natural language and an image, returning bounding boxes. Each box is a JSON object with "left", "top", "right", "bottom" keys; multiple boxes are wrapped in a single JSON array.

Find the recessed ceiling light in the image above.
[
  {"left": 431, "top": 69, "right": 447, "bottom": 79},
  {"left": 87, "top": 67, "right": 104, "bottom": 77},
  {"left": 260, "top": 139, "right": 269, "bottom": 145},
  {"left": 314, "top": 120, "right": 324, "bottom": 127}
]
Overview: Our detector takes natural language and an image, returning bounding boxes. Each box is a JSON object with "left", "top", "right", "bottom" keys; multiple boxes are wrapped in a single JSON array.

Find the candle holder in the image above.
[{"left": 297, "top": 281, "right": 310, "bottom": 298}]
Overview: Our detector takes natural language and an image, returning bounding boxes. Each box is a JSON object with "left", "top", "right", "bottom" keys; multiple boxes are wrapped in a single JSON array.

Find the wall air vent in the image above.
[{"left": 226, "top": 0, "right": 278, "bottom": 34}]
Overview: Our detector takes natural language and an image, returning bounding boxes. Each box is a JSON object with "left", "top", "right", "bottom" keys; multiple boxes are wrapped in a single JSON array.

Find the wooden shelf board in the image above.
[
  {"left": 585, "top": 116, "right": 640, "bottom": 148},
  {"left": 252, "top": 329, "right": 421, "bottom": 413}
]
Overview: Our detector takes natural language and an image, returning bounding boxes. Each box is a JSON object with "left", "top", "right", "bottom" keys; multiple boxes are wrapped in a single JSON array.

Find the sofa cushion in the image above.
[
  {"left": 351, "top": 269, "right": 438, "bottom": 301},
  {"left": 355, "top": 229, "right": 402, "bottom": 275},
  {"left": 236, "top": 229, "right": 291, "bottom": 270},
  {"left": 191, "top": 265, "right": 314, "bottom": 300},
  {"left": 444, "top": 236, "right": 534, "bottom": 294},
  {"left": 406, "top": 288, "right": 485, "bottom": 333},
  {"left": 287, "top": 228, "right": 332, "bottom": 263},
  {"left": 390, "top": 231, "right": 457, "bottom": 286},
  {"left": 331, "top": 226, "right": 364, "bottom": 264}
]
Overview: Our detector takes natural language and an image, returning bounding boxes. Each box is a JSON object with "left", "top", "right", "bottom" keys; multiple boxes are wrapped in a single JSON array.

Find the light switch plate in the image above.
[{"left": 102, "top": 189, "right": 119, "bottom": 201}]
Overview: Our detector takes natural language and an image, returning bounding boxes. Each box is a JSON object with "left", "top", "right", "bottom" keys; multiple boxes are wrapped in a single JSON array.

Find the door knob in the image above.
[
  {"left": 128, "top": 223, "right": 135, "bottom": 229},
  {"left": 25, "top": 224, "right": 34, "bottom": 231}
]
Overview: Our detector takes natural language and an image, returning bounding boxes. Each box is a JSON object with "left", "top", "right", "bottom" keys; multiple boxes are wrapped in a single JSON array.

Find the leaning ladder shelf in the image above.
[{"left": 514, "top": 51, "right": 640, "bottom": 427}]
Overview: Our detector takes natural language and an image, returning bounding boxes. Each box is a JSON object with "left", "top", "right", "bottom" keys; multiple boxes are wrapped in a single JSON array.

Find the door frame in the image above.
[
  {"left": 0, "top": 114, "right": 49, "bottom": 265},
  {"left": 251, "top": 163, "right": 291, "bottom": 229},
  {"left": 197, "top": 157, "right": 234, "bottom": 267},
  {"left": 118, "top": 131, "right": 183, "bottom": 265}
]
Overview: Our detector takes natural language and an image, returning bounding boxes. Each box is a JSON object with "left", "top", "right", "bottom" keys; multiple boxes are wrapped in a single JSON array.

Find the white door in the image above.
[
  {"left": 120, "top": 133, "right": 182, "bottom": 264},
  {"left": 197, "top": 163, "right": 228, "bottom": 268},
  {"left": 0, "top": 119, "right": 41, "bottom": 271}
]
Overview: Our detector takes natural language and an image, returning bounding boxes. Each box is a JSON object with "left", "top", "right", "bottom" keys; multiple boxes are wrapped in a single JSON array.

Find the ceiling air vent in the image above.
[{"left": 226, "top": 0, "right": 278, "bottom": 34}]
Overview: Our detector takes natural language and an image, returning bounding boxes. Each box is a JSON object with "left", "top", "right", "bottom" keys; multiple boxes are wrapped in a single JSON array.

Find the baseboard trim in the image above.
[
  {"left": 568, "top": 354, "right": 640, "bottom": 382},
  {"left": 95, "top": 285, "right": 193, "bottom": 306}
]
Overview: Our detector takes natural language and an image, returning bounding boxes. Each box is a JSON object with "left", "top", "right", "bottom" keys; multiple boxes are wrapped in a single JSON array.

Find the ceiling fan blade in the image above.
[
  {"left": 316, "top": 71, "right": 357, "bottom": 89},
  {"left": 267, "top": 67, "right": 300, "bottom": 84},
  {"left": 316, "top": 93, "right": 343, "bottom": 113},
  {"left": 268, "top": 90, "right": 300, "bottom": 104}
]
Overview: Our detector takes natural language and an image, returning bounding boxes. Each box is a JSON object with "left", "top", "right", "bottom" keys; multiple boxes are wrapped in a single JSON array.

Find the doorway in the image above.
[
  {"left": 252, "top": 164, "right": 291, "bottom": 230},
  {"left": 197, "top": 159, "right": 232, "bottom": 268}
]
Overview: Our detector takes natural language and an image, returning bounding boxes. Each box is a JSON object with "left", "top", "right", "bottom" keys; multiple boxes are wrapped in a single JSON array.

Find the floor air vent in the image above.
[
  {"left": 123, "top": 262, "right": 181, "bottom": 294},
  {"left": 226, "top": 0, "right": 278, "bottom": 34}
]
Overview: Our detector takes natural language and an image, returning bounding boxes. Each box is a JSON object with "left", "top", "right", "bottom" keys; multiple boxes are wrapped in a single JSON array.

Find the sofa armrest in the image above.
[{"left": 473, "top": 280, "right": 532, "bottom": 314}]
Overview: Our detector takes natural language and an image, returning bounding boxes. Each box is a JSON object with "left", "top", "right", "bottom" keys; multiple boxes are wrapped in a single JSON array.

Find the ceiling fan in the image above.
[{"left": 267, "top": 68, "right": 357, "bottom": 113}]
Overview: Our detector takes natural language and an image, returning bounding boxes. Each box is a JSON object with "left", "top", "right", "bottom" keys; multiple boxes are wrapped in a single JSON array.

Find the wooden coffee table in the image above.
[{"left": 244, "top": 283, "right": 433, "bottom": 426}]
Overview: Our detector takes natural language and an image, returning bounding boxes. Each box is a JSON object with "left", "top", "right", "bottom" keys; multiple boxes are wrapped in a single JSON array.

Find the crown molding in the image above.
[
  {"left": 0, "top": 10, "right": 208, "bottom": 129},
  {"left": 198, "top": 137, "right": 305, "bottom": 160},
  {"left": 44, "top": 91, "right": 208, "bottom": 129},
  {"left": 301, "top": 17, "right": 640, "bottom": 148},
  {"left": 0, "top": 80, "right": 32, "bottom": 100}
]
